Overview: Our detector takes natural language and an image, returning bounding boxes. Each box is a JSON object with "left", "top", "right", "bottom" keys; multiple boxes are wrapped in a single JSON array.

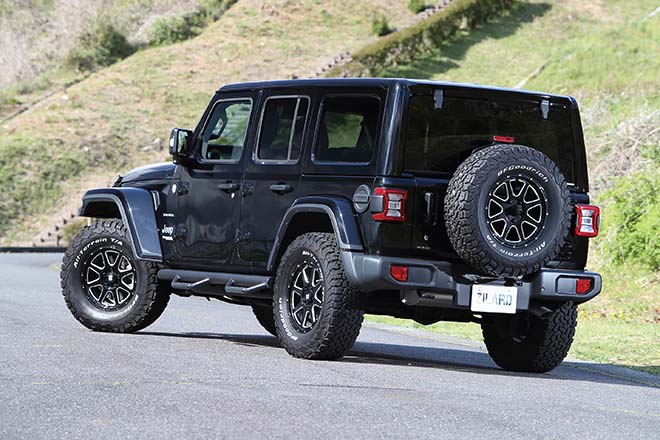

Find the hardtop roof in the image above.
[{"left": 218, "top": 78, "right": 574, "bottom": 103}]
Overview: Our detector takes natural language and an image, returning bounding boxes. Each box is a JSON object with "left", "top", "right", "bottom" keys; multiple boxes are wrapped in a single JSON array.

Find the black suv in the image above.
[{"left": 61, "top": 78, "right": 602, "bottom": 372}]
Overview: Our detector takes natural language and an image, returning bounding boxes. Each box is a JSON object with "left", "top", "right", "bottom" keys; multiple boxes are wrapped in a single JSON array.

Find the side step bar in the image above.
[{"left": 158, "top": 269, "right": 273, "bottom": 298}]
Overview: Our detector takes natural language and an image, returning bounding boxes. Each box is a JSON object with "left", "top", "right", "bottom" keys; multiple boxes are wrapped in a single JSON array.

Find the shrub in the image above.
[
  {"left": 66, "top": 21, "right": 134, "bottom": 71},
  {"left": 329, "top": 0, "right": 514, "bottom": 76},
  {"left": 371, "top": 14, "right": 393, "bottom": 37},
  {"left": 408, "top": 0, "right": 428, "bottom": 14},
  {"left": 61, "top": 220, "right": 87, "bottom": 246},
  {"left": 599, "top": 168, "right": 660, "bottom": 270},
  {"left": 148, "top": 14, "right": 205, "bottom": 46}
]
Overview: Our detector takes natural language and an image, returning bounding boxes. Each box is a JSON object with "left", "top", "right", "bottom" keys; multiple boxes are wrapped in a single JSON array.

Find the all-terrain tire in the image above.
[
  {"left": 252, "top": 305, "right": 277, "bottom": 336},
  {"left": 273, "top": 232, "right": 364, "bottom": 360},
  {"left": 445, "top": 144, "right": 571, "bottom": 277},
  {"left": 481, "top": 302, "right": 578, "bottom": 373},
  {"left": 61, "top": 219, "right": 170, "bottom": 333}
]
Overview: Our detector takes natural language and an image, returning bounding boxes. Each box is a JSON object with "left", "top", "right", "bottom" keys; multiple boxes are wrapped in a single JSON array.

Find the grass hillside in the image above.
[
  {"left": 0, "top": 0, "right": 416, "bottom": 244},
  {"left": 358, "top": 0, "right": 659, "bottom": 373}
]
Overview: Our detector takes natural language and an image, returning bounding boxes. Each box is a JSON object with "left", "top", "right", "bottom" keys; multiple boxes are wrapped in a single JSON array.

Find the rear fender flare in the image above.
[{"left": 267, "top": 196, "right": 364, "bottom": 271}]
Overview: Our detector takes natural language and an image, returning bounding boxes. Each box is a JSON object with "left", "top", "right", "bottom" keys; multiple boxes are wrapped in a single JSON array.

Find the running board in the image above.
[{"left": 158, "top": 269, "right": 273, "bottom": 298}]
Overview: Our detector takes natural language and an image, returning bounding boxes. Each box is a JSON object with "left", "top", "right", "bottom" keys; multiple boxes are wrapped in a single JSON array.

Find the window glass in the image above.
[
  {"left": 315, "top": 96, "right": 380, "bottom": 163},
  {"left": 201, "top": 99, "right": 252, "bottom": 162},
  {"left": 404, "top": 95, "right": 575, "bottom": 181},
  {"left": 257, "top": 97, "right": 309, "bottom": 162}
]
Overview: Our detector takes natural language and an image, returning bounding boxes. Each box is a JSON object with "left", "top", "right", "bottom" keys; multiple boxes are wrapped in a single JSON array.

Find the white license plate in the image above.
[{"left": 470, "top": 284, "right": 518, "bottom": 314}]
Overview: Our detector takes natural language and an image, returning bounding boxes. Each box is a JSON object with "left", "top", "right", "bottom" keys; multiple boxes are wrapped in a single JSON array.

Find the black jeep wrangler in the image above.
[{"left": 61, "top": 78, "right": 602, "bottom": 372}]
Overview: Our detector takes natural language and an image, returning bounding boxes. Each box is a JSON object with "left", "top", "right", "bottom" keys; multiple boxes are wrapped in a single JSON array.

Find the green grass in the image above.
[{"left": 366, "top": 315, "right": 660, "bottom": 375}]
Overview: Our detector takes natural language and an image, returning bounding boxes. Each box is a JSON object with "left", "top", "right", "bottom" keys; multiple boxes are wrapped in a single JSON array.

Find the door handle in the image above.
[
  {"left": 269, "top": 183, "right": 293, "bottom": 194},
  {"left": 218, "top": 182, "right": 240, "bottom": 193}
]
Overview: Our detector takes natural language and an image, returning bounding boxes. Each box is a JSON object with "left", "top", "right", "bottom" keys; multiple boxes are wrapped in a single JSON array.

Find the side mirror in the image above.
[{"left": 169, "top": 128, "right": 193, "bottom": 159}]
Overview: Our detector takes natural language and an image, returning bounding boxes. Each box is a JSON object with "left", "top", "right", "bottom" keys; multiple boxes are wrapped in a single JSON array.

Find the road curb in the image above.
[{"left": 0, "top": 247, "right": 66, "bottom": 253}]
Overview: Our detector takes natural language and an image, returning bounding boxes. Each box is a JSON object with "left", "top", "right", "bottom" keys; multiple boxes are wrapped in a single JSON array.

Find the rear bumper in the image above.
[{"left": 341, "top": 252, "right": 601, "bottom": 311}]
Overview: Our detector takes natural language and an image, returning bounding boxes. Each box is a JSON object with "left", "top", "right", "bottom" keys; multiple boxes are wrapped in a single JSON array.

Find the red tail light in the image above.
[
  {"left": 372, "top": 188, "right": 408, "bottom": 222},
  {"left": 575, "top": 205, "right": 600, "bottom": 237},
  {"left": 389, "top": 265, "right": 409, "bottom": 282},
  {"left": 575, "top": 278, "right": 593, "bottom": 294}
]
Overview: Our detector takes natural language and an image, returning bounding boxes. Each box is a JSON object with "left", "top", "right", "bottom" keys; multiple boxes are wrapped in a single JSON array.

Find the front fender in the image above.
[
  {"left": 267, "top": 195, "right": 364, "bottom": 271},
  {"left": 79, "top": 187, "right": 162, "bottom": 262}
]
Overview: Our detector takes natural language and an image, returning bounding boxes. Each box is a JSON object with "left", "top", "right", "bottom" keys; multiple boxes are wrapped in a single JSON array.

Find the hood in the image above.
[{"left": 118, "top": 162, "right": 176, "bottom": 184}]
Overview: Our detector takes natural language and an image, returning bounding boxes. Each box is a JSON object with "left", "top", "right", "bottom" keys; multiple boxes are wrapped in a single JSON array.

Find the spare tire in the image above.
[{"left": 444, "top": 144, "right": 571, "bottom": 277}]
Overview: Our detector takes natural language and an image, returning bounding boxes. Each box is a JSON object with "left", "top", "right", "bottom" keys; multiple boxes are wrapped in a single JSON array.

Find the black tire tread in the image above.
[
  {"left": 60, "top": 219, "right": 170, "bottom": 333},
  {"left": 275, "top": 232, "right": 364, "bottom": 360},
  {"left": 482, "top": 302, "right": 578, "bottom": 372}
]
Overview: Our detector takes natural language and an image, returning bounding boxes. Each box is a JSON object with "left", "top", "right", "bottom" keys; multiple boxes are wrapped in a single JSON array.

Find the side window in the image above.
[
  {"left": 256, "top": 97, "right": 309, "bottom": 163},
  {"left": 201, "top": 99, "right": 252, "bottom": 162},
  {"left": 315, "top": 96, "right": 380, "bottom": 163}
]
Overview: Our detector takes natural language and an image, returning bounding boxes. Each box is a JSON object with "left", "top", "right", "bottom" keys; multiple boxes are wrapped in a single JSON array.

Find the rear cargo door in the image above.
[{"left": 403, "top": 90, "right": 578, "bottom": 261}]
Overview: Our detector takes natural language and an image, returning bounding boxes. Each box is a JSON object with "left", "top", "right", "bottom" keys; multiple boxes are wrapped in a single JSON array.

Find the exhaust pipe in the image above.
[{"left": 527, "top": 305, "right": 553, "bottom": 319}]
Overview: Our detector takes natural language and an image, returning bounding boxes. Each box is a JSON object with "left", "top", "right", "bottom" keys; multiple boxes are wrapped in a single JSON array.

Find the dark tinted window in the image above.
[
  {"left": 315, "top": 96, "right": 380, "bottom": 163},
  {"left": 201, "top": 99, "right": 252, "bottom": 162},
  {"left": 404, "top": 95, "right": 575, "bottom": 181},
  {"left": 257, "top": 97, "right": 309, "bottom": 162}
]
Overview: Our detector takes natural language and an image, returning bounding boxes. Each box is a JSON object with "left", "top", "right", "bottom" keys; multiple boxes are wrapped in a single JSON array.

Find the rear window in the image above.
[{"left": 404, "top": 95, "right": 575, "bottom": 181}]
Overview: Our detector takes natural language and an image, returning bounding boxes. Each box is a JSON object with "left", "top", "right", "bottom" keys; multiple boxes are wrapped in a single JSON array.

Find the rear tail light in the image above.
[
  {"left": 575, "top": 205, "right": 600, "bottom": 237},
  {"left": 389, "top": 265, "right": 409, "bottom": 282},
  {"left": 575, "top": 278, "right": 593, "bottom": 294},
  {"left": 371, "top": 188, "right": 408, "bottom": 222}
]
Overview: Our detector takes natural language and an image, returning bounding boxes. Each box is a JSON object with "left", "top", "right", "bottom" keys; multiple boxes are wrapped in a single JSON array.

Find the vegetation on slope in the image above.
[{"left": 0, "top": 0, "right": 416, "bottom": 243}]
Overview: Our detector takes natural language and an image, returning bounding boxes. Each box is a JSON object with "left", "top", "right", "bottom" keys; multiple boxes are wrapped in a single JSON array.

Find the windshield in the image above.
[{"left": 404, "top": 95, "right": 576, "bottom": 182}]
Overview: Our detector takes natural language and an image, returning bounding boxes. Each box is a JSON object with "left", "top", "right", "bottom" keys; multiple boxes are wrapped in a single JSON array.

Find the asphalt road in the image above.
[{"left": 1, "top": 253, "right": 659, "bottom": 439}]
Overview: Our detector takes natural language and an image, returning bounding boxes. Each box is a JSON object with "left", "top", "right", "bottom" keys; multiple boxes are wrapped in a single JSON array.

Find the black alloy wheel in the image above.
[
  {"left": 81, "top": 247, "right": 137, "bottom": 311},
  {"left": 288, "top": 260, "right": 325, "bottom": 333},
  {"left": 486, "top": 175, "right": 548, "bottom": 248}
]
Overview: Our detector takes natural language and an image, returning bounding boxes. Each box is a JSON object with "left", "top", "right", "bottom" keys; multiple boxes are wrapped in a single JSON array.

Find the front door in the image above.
[
  {"left": 237, "top": 93, "right": 312, "bottom": 271},
  {"left": 174, "top": 95, "right": 256, "bottom": 272}
]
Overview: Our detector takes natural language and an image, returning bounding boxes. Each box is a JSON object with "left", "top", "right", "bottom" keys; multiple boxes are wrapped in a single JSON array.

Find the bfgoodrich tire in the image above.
[
  {"left": 273, "top": 232, "right": 364, "bottom": 360},
  {"left": 445, "top": 144, "right": 571, "bottom": 277},
  {"left": 60, "top": 220, "right": 169, "bottom": 333},
  {"left": 481, "top": 302, "right": 578, "bottom": 373}
]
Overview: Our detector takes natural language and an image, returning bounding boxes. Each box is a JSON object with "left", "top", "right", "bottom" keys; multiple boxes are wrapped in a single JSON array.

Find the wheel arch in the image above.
[
  {"left": 79, "top": 187, "right": 162, "bottom": 262},
  {"left": 267, "top": 196, "right": 363, "bottom": 272}
]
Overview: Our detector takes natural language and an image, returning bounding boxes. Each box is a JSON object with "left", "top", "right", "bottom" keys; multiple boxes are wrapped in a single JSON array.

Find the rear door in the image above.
[
  {"left": 237, "top": 92, "right": 312, "bottom": 271},
  {"left": 403, "top": 90, "right": 579, "bottom": 262}
]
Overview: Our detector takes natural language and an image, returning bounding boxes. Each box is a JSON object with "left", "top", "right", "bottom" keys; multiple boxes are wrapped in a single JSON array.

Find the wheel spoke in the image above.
[
  {"left": 521, "top": 221, "right": 539, "bottom": 240},
  {"left": 492, "top": 182, "right": 509, "bottom": 202},
  {"left": 117, "top": 255, "right": 133, "bottom": 273},
  {"left": 301, "top": 310, "right": 310, "bottom": 328},
  {"left": 104, "top": 250, "right": 120, "bottom": 269},
  {"left": 526, "top": 203, "right": 543, "bottom": 224},
  {"left": 490, "top": 218, "right": 508, "bottom": 237},
  {"left": 509, "top": 179, "right": 526, "bottom": 198},
  {"left": 487, "top": 199, "right": 504, "bottom": 219},
  {"left": 504, "top": 224, "right": 522, "bottom": 243},
  {"left": 88, "top": 284, "right": 104, "bottom": 301},
  {"left": 301, "top": 266, "right": 311, "bottom": 285},
  {"left": 86, "top": 267, "right": 101, "bottom": 284},
  {"left": 120, "top": 273, "right": 135, "bottom": 291},
  {"left": 89, "top": 253, "right": 105, "bottom": 271},
  {"left": 523, "top": 184, "right": 540, "bottom": 203}
]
